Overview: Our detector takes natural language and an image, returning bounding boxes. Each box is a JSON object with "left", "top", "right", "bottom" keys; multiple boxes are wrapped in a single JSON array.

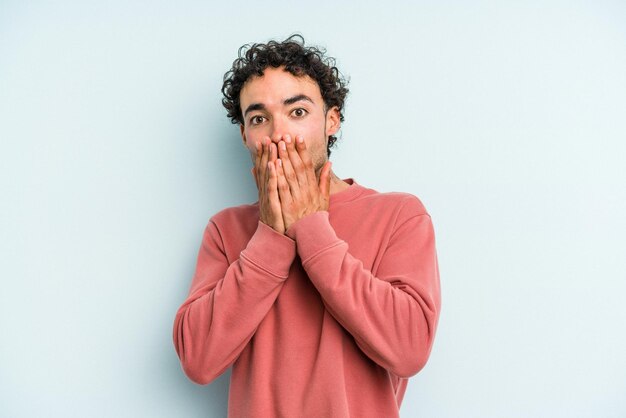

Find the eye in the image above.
[
  {"left": 291, "top": 108, "right": 308, "bottom": 118},
  {"left": 250, "top": 115, "right": 266, "bottom": 125}
]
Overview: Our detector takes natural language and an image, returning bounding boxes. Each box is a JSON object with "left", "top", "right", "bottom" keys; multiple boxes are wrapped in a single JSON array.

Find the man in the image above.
[{"left": 173, "top": 34, "right": 441, "bottom": 417}]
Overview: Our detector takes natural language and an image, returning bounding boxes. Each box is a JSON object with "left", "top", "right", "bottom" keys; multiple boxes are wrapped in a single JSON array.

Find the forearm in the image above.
[
  {"left": 173, "top": 220, "right": 295, "bottom": 384},
  {"left": 287, "top": 211, "right": 441, "bottom": 378}
]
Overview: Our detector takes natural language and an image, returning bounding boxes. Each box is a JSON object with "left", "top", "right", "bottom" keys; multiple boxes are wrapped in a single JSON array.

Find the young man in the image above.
[{"left": 173, "top": 35, "right": 441, "bottom": 417}]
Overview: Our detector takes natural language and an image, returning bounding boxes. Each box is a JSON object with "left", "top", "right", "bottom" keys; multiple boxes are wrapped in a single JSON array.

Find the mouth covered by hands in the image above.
[{"left": 252, "top": 135, "right": 332, "bottom": 234}]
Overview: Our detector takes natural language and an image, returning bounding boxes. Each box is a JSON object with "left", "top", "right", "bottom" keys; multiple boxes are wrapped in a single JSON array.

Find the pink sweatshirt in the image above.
[{"left": 173, "top": 179, "right": 441, "bottom": 417}]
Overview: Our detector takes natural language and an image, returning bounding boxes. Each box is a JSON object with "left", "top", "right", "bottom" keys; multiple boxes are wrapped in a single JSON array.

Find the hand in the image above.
[
  {"left": 275, "top": 134, "right": 332, "bottom": 231},
  {"left": 253, "top": 137, "right": 285, "bottom": 234}
]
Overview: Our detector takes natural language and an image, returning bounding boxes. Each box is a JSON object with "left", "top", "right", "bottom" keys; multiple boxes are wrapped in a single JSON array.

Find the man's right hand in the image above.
[{"left": 253, "top": 137, "right": 286, "bottom": 235}]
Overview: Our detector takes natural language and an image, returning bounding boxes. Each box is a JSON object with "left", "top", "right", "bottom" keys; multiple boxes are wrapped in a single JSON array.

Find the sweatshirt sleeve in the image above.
[
  {"left": 173, "top": 219, "right": 296, "bottom": 385},
  {"left": 285, "top": 200, "right": 441, "bottom": 378}
]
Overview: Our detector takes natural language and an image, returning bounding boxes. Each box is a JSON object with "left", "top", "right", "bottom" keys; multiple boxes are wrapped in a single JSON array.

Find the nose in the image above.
[{"left": 269, "top": 117, "right": 288, "bottom": 143}]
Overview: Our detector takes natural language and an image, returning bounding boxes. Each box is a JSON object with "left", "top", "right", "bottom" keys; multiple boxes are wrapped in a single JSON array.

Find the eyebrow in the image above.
[{"left": 243, "top": 94, "right": 315, "bottom": 118}]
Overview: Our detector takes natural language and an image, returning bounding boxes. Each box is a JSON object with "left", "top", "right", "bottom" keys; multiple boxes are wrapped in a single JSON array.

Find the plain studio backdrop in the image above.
[{"left": 1, "top": 1, "right": 624, "bottom": 417}]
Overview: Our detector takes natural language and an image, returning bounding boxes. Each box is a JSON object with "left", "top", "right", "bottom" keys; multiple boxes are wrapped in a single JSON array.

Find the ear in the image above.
[
  {"left": 239, "top": 124, "right": 247, "bottom": 146},
  {"left": 325, "top": 106, "right": 341, "bottom": 137}
]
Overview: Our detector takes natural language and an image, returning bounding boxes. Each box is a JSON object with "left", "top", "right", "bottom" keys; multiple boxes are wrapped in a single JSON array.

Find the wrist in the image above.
[{"left": 285, "top": 210, "right": 328, "bottom": 239}]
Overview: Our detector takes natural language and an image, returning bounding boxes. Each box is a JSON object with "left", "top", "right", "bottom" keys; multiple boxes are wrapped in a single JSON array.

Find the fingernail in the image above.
[
  {"left": 280, "top": 141, "right": 286, "bottom": 150},
  {"left": 277, "top": 159, "right": 282, "bottom": 167},
  {"left": 285, "top": 135, "right": 291, "bottom": 143},
  {"left": 297, "top": 136, "right": 304, "bottom": 144}
]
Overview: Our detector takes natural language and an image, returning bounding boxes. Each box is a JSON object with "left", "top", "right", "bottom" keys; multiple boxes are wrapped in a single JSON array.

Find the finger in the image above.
[
  {"left": 267, "top": 143, "right": 278, "bottom": 191},
  {"left": 253, "top": 140, "right": 261, "bottom": 190},
  {"left": 269, "top": 142, "right": 278, "bottom": 164},
  {"left": 257, "top": 136, "right": 270, "bottom": 188},
  {"left": 262, "top": 144, "right": 272, "bottom": 199},
  {"left": 254, "top": 139, "right": 261, "bottom": 169},
  {"left": 267, "top": 161, "right": 283, "bottom": 223},
  {"left": 275, "top": 158, "right": 293, "bottom": 208},
  {"left": 277, "top": 139, "right": 301, "bottom": 200},
  {"left": 284, "top": 135, "right": 308, "bottom": 188},
  {"left": 295, "top": 135, "right": 317, "bottom": 186},
  {"left": 319, "top": 161, "right": 332, "bottom": 203},
  {"left": 251, "top": 166, "right": 258, "bottom": 189},
  {"left": 255, "top": 138, "right": 264, "bottom": 174}
]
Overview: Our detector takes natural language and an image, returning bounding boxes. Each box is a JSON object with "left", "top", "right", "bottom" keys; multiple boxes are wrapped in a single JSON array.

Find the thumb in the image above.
[
  {"left": 251, "top": 166, "right": 259, "bottom": 189},
  {"left": 319, "top": 161, "right": 332, "bottom": 200}
]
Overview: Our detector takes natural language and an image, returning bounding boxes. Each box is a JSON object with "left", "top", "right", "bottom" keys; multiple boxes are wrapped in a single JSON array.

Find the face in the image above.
[{"left": 239, "top": 66, "right": 340, "bottom": 175}]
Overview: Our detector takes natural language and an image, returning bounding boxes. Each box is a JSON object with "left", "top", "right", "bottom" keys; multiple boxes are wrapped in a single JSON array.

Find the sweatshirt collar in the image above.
[{"left": 330, "top": 178, "right": 368, "bottom": 205}]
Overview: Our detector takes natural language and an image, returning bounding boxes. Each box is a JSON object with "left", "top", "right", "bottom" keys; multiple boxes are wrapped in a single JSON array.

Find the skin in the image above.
[{"left": 238, "top": 66, "right": 351, "bottom": 234}]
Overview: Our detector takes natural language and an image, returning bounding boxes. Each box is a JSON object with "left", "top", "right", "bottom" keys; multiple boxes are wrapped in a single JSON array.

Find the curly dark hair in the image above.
[{"left": 221, "top": 34, "right": 349, "bottom": 157}]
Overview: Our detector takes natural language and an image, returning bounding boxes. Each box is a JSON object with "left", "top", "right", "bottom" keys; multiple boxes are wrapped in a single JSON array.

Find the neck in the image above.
[{"left": 328, "top": 170, "right": 350, "bottom": 195}]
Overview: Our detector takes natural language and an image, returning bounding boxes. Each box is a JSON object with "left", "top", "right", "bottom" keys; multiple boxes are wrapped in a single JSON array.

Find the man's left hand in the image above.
[{"left": 275, "top": 134, "right": 332, "bottom": 232}]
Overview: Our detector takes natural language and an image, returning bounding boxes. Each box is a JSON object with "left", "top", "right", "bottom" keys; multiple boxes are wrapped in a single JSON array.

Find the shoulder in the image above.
[
  {"left": 377, "top": 191, "right": 428, "bottom": 214},
  {"left": 356, "top": 185, "right": 430, "bottom": 219},
  {"left": 200, "top": 203, "right": 260, "bottom": 250},
  {"left": 208, "top": 202, "right": 259, "bottom": 227},
  {"left": 337, "top": 182, "right": 432, "bottom": 237}
]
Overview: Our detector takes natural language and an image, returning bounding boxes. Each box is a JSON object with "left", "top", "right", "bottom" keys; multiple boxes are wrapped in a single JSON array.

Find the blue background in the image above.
[{"left": 1, "top": 1, "right": 625, "bottom": 416}]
